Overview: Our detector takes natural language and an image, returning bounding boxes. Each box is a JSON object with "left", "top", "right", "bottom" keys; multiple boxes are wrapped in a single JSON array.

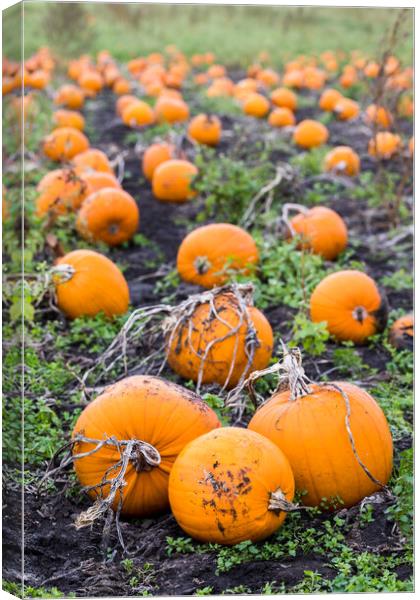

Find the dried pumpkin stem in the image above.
[
  {"left": 268, "top": 488, "right": 306, "bottom": 513},
  {"left": 49, "top": 263, "right": 76, "bottom": 284},
  {"left": 281, "top": 202, "right": 310, "bottom": 237}
]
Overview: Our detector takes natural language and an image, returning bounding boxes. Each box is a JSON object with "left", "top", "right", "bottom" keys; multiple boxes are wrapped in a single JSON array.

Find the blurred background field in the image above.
[{"left": 3, "top": 2, "right": 414, "bottom": 66}]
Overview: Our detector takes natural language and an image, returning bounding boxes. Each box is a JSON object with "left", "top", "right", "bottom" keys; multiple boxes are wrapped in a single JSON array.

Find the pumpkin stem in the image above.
[
  {"left": 50, "top": 263, "right": 76, "bottom": 284},
  {"left": 268, "top": 488, "right": 303, "bottom": 513},
  {"left": 108, "top": 222, "right": 120, "bottom": 236},
  {"left": 352, "top": 305, "right": 368, "bottom": 324},
  {"left": 281, "top": 202, "right": 310, "bottom": 238},
  {"left": 194, "top": 255, "right": 211, "bottom": 275}
]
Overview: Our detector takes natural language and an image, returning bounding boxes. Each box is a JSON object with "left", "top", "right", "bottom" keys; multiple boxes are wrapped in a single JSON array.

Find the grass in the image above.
[{"left": 2, "top": 3, "right": 413, "bottom": 66}]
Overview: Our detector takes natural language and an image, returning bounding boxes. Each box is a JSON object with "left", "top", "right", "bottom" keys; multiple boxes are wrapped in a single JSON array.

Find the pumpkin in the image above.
[
  {"left": 177, "top": 223, "right": 259, "bottom": 288},
  {"left": 389, "top": 313, "right": 413, "bottom": 351},
  {"left": 364, "top": 61, "right": 380, "bottom": 78},
  {"left": 166, "top": 290, "right": 273, "bottom": 388},
  {"left": 368, "top": 132, "right": 402, "bottom": 159},
  {"left": 113, "top": 78, "right": 131, "bottom": 95},
  {"left": 53, "top": 249, "right": 129, "bottom": 319},
  {"left": 142, "top": 142, "right": 175, "bottom": 181},
  {"left": 257, "top": 68, "right": 280, "bottom": 88},
  {"left": 76, "top": 187, "right": 139, "bottom": 246},
  {"left": 54, "top": 84, "right": 85, "bottom": 109},
  {"left": 409, "top": 137, "right": 414, "bottom": 157},
  {"left": 155, "top": 97, "right": 190, "bottom": 124},
  {"left": 169, "top": 427, "right": 295, "bottom": 545},
  {"left": 319, "top": 88, "right": 342, "bottom": 112},
  {"left": 334, "top": 98, "right": 360, "bottom": 121},
  {"left": 310, "top": 270, "right": 388, "bottom": 343},
  {"left": 268, "top": 107, "right": 296, "bottom": 128},
  {"left": 80, "top": 171, "right": 121, "bottom": 195},
  {"left": 207, "top": 64, "right": 226, "bottom": 78},
  {"left": 302, "top": 66, "right": 326, "bottom": 90},
  {"left": 249, "top": 372, "right": 393, "bottom": 509},
  {"left": 288, "top": 206, "right": 348, "bottom": 260},
  {"left": 72, "top": 148, "right": 114, "bottom": 175},
  {"left": 122, "top": 100, "right": 155, "bottom": 127},
  {"left": 242, "top": 93, "right": 270, "bottom": 118},
  {"left": 73, "top": 375, "right": 221, "bottom": 517},
  {"left": 365, "top": 104, "right": 393, "bottom": 128},
  {"left": 283, "top": 69, "right": 304, "bottom": 88},
  {"left": 324, "top": 146, "right": 360, "bottom": 176},
  {"left": 36, "top": 169, "right": 88, "bottom": 216},
  {"left": 152, "top": 159, "right": 198, "bottom": 203},
  {"left": 78, "top": 69, "right": 104, "bottom": 94},
  {"left": 43, "top": 127, "right": 90, "bottom": 161},
  {"left": 188, "top": 114, "right": 222, "bottom": 146},
  {"left": 397, "top": 95, "right": 413, "bottom": 118},
  {"left": 116, "top": 94, "right": 138, "bottom": 117},
  {"left": 27, "top": 69, "right": 50, "bottom": 89},
  {"left": 339, "top": 65, "right": 358, "bottom": 88},
  {"left": 293, "top": 119, "right": 329, "bottom": 148},
  {"left": 52, "top": 109, "right": 85, "bottom": 131}
]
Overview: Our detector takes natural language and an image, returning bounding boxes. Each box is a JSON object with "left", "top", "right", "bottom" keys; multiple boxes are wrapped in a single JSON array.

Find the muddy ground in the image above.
[{"left": 2, "top": 75, "right": 413, "bottom": 596}]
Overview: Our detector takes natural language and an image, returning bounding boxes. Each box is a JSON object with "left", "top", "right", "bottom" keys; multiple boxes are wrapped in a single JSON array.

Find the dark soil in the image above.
[{"left": 3, "top": 81, "right": 413, "bottom": 596}]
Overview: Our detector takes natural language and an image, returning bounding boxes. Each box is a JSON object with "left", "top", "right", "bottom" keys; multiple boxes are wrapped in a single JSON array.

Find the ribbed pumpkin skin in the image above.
[
  {"left": 310, "top": 270, "right": 388, "bottom": 344},
  {"left": 55, "top": 249, "right": 129, "bottom": 319},
  {"left": 73, "top": 375, "right": 221, "bottom": 517},
  {"left": 76, "top": 188, "right": 140, "bottom": 246},
  {"left": 167, "top": 293, "right": 273, "bottom": 388},
  {"left": 290, "top": 207, "right": 348, "bottom": 260},
  {"left": 248, "top": 382, "right": 393, "bottom": 508},
  {"left": 176, "top": 223, "right": 259, "bottom": 288},
  {"left": 43, "top": 127, "right": 90, "bottom": 161},
  {"left": 168, "top": 427, "right": 295, "bottom": 544}
]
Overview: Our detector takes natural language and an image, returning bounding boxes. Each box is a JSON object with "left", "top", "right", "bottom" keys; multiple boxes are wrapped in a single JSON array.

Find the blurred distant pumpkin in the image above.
[
  {"left": 188, "top": 114, "right": 222, "bottom": 146},
  {"left": 288, "top": 206, "right": 348, "bottom": 260},
  {"left": 80, "top": 171, "right": 121, "bottom": 195},
  {"left": 43, "top": 127, "right": 90, "bottom": 161},
  {"left": 270, "top": 87, "right": 297, "bottom": 111},
  {"left": 293, "top": 119, "right": 329, "bottom": 148},
  {"left": 365, "top": 104, "right": 393, "bottom": 129},
  {"left": 310, "top": 270, "right": 388, "bottom": 343},
  {"left": 155, "top": 97, "right": 189, "bottom": 124},
  {"left": 72, "top": 148, "right": 114, "bottom": 174},
  {"left": 113, "top": 78, "right": 131, "bottom": 95},
  {"left": 152, "top": 159, "right": 198, "bottom": 202},
  {"left": 54, "top": 84, "right": 85, "bottom": 109},
  {"left": 242, "top": 93, "right": 270, "bottom": 118},
  {"left": 268, "top": 107, "right": 295, "bottom": 128},
  {"left": 389, "top": 313, "right": 413, "bottom": 351},
  {"left": 169, "top": 427, "right": 295, "bottom": 544},
  {"left": 122, "top": 100, "right": 155, "bottom": 127},
  {"left": 73, "top": 375, "right": 220, "bottom": 517},
  {"left": 142, "top": 142, "right": 175, "bottom": 181},
  {"left": 76, "top": 187, "right": 139, "bottom": 246},
  {"left": 324, "top": 146, "right": 360, "bottom": 176},
  {"left": 52, "top": 249, "right": 129, "bottom": 319},
  {"left": 319, "top": 88, "right": 342, "bottom": 112},
  {"left": 166, "top": 290, "right": 273, "bottom": 388},
  {"left": 116, "top": 94, "right": 138, "bottom": 117},
  {"left": 368, "top": 132, "right": 402, "bottom": 159},
  {"left": 334, "top": 98, "right": 360, "bottom": 121},
  {"left": 177, "top": 223, "right": 259, "bottom": 288},
  {"left": 53, "top": 109, "right": 85, "bottom": 131}
]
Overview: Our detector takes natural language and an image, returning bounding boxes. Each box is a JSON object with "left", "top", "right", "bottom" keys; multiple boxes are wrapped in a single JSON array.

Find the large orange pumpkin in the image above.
[
  {"left": 155, "top": 97, "right": 190, "bottom": 124},
  {"left": 54, "top": 84, "right": 85, "bottom": 109},
  {"left": 76, "top": 188, "right": 139, "bottom": 246},
  {"left": 53, "top": 249, "right": 129, "bottom": 319},
  {"left": 249, "top": 377, "right": 393, "bottom": 509},
  {"left": 169, "top": 427, "right": 295, "bottom": 545},
  {"left": 73, "top": 375, "right": 220, "bottom": 517},
  {"left": 152, "top": 159, "right": 198, "bottom": 202},
  {"left": 72, "top": 148, "right": 114, "bottom": 174},
  {"left": 310, "top": 270, "right": 388, "bottom": 344},
  {"left": 288, "top": 206, "right": 348, "bottom": 260},
  {"left": 43, "top": 127, "right": 90, "bottom": 161},
  {"left": 324, "top": 146, "right": 360, "bottom": 176},
  {"left": 242, "top": 93, "right": 270, "bottom": 118},
  {"left": 188, "top": 114, "right": 222, "bottom": 146},
  {"left": 52, "top": 109, "right": 85, "bottom": 131},
  {"left": 36, "top": 169, "right": 88, "bottom": 216},
  {"left": 166, "top": 290, "right": 273, "bottom": 388},
  {"left": 293, "top": 119, "right": 329, "bottom": 148},
  {"left": 177, "top": 224, "right": 259, "bottom": 288},
  {"left": 80, "top": 171, "right": 122, "bottom": 195},
  {"left": 142, "top": 142, "right": 175, "bottom": 181}
]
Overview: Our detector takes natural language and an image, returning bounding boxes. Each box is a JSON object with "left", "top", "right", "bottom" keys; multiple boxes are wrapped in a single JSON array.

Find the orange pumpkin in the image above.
[
  {"left": 188, "top": 114, "right": 222, "bottom": 146},
  {"left": 365, "top": 104, "right": 393, "bottom": 128},
  {"left": 43, "top": 127, "right": 90, "bottom": 161},
  {"left": 389, "top": 313, "right": 413, "bottom": 351},
  {"left": 166, "top": 290, "right": 273, "bottom": 388},
  {"left": 78, "top": 69, "right": 104, "bottom": 94},
  {"left": 283, "top": 69, "right": 304, "bottom": 89},
  {"left": 27, "top": 69, "right": 50, "bottom": 89},
  {"left": 36, "top": 169, "right": 88, "bottom": 216},
  {"left": 154, "top": 97, "right": 190, "bottom": 124},
  {"left": 288, "top": 206, "right": 348, "bottom": 260},
  {"left": 324, "top": 146, "right": 360, "bottom": 176},
  {"left": 52, "top": 109, "right": 85, "bottom": 131},
  {"left": 364, "top": 61, "right": 380, "bottom": 78},
  {"left": 409, "top": 137, "right": 414, "bottom": 157},
  {"left": 169, "top": 427, "right": 295, "bottom": 545},
  {"left": 122, "top": 100, "right": 155, "bottom": 127},
  {"left": 257, "top": 68, "right": 280, "bottom": 88},
  {"left": 293, "top": 119, "right": 329, "bottom": 148},
  {"left": 142, "top": 142, "right": 175, "bottom": 181},
  {"left": 80, "top": 171, "right": 121, "bottom": 195},
  {"left": 334, "top": 98, "right": 360, "bottom": 121},
  {"left": 319, "top": 88, "right": 342, "bottom": 112},
  {"left": 242, "top": 93, "right": 270, "bottom": 118},
  {"left": 270, "top": 87, "right": 297, "bottom": 111},
  {"left": 72, "top": 148, "right": 114, "bottom": 175},
  {"left": 207, "top": 64, "right": 226, "bottom": 79},
  {"left": 249, "top": 377, "right": 393, "bottom": 509},
  {"left": 113, "top": 78, "right": 131, "bottom": 95},
  {"left": 152, "top": 159, "right": 198, "bottom": 203},
  {"left": 53, "top": 249, "right": 129, "bottom": 319},
  {"left": 268, "top": 107, "right": 296, "bottom": 128},
  {"left": 397, "top": 95, "right": 413, "bottom": 118},
  {"left": 177, "top": 224, "right": 259, "bottom": 288},
  {"left": 76, "top": 187, "right": 139, "bottom": 246},
  {"left": 73, "top": 376, "right": 220, "bottom": 517},
  {"left": 368, "top": 132, "right": 402, "bottom": 159},
  {"left": 54, "top": 84, "right": 85, "bottom": 109},
  {"left": 116, "top": 94, "right": 138, "bottom": 117},
  {"left": 310, "top": 270, "right": 388, "bottom": 343}
]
